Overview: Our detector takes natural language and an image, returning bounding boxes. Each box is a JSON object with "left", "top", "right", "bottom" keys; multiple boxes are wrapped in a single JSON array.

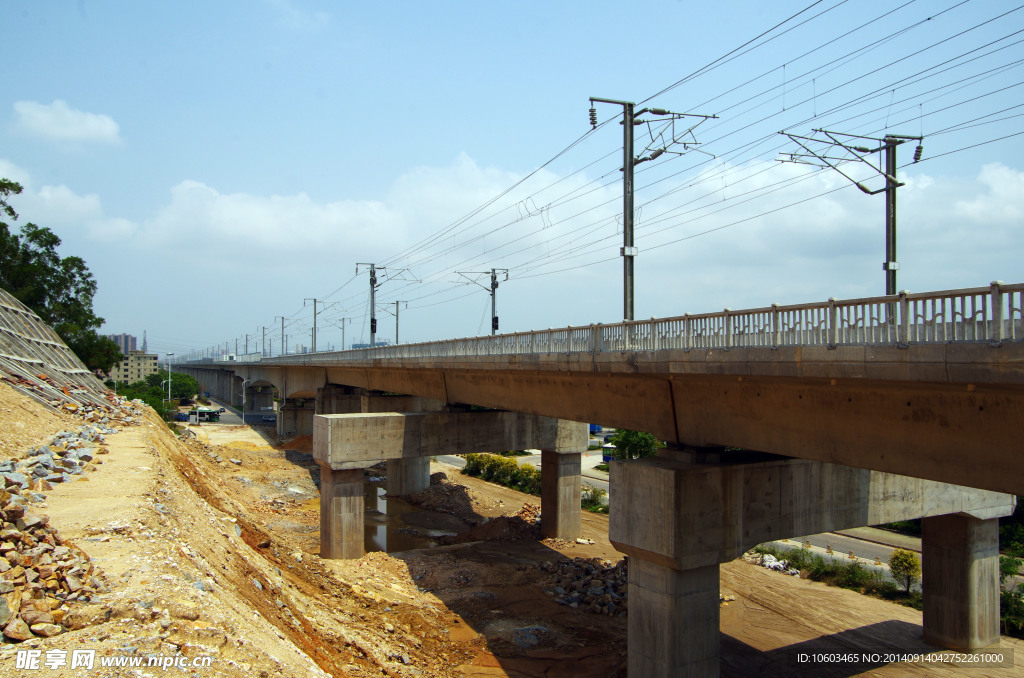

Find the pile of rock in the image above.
[
  {"left": 0, "top": 499, "right": 106, "bottom": 641},
  {"left": 54, "top": 394, "right": 144, "bottom": 427},
  {"left": 1, "top": 425, "right": 115, "bottom": 499},
  {"left": 539, "top": 557, "right": 627, "bottom": 617}
]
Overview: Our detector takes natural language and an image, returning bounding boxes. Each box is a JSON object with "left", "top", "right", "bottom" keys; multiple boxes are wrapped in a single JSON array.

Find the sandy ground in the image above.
[{"left": 0, "top": 382, "right": 1019, "bottom": 676}]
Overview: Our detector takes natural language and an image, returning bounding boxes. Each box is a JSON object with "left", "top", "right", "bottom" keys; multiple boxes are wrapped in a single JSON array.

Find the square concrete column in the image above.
[
  {"left": 922, "top": 513, "right": 1001, "bottom": 649},
  {"left": 319, "top": 466, "right": 365, "bottom": 560},
  {"left": 629, "top": 557, "right": 720, "bottom": 678},
  {"left": 540, "top": 450, "right": 581, "bottom": 540},
  {"left": 386, "top": 457, "right": 430, "bottom": 495}
]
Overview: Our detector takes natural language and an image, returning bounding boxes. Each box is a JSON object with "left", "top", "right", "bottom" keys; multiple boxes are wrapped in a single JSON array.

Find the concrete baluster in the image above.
[
  {"left": 899, "top": 290, "right": 911, "bottom": 344},
  {"left": 827, "top": 297, "right": 838, "bottom": 348},
  {"left": 990, "top": 280, "right": 1004, "bottom": 344},
  {"left": 770, "top": 304, "right": 780, "bottom": 348}
]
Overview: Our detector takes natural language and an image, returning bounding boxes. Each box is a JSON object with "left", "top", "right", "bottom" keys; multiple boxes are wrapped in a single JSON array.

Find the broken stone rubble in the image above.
[
  {"left": 539, "top": 556, "right": 628, "bottom": 617},
  {"left": 0, "top": 493, "right": 108, "bottom": 642},
  {"left": 0, "top": 395, "right": 145, "bottom": 643}
]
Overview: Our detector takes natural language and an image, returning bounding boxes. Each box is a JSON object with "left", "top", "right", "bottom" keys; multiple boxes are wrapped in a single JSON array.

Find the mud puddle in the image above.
[{"left": 364, "top": 483, "right": 469, "bottom": 553}]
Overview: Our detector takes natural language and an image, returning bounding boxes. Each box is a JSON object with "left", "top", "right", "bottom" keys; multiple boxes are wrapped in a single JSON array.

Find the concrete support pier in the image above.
[
  {"left": 630, "top": 558, "right": 720, "bottom": 677},
  {"left": 922, "top": 513, "right": 1002, "bottom": 649},
  {"left": 387, "top": 457, "right": 431, "bottom": 496},
  {"left": 318, "top": 466, "right": 365, "bottom": 560},
  {"left": 540, "top": 450, "right": 581, "bottom": 540},
  {"left": 610, "top": 448, "right": 1015, "bottom": 677}
]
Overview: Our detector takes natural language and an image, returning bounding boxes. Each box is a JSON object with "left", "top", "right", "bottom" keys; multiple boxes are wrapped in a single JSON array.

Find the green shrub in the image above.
[{"left": 581, "top": 484, "right": 608, "bottom": 514}]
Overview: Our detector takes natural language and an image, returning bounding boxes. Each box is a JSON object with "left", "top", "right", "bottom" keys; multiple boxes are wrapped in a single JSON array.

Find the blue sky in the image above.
[{"left": 2, "top": 0, "right": 1022, "bottom": 358}]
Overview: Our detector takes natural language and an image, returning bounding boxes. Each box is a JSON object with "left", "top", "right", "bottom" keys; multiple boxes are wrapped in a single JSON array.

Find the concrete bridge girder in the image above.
[
  {"left": 309, "top": 358, "right": 1024, "bottom": 497},
  {"left": 177, "top": 339, "right": 1024, "bottom": 495},
  {"left": 610, "top": 449, "right": 1015, "bottom": 677}
]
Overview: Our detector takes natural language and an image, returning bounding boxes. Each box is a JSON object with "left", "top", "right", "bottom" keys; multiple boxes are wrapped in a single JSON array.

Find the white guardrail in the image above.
[{"left": 232, "top": 282, "right": 1024, "bottom": 364}]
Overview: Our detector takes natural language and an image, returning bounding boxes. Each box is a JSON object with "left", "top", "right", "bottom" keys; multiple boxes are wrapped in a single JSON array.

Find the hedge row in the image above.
[{"left": 462, "top": 453, "right": 542, "bottom": 495}]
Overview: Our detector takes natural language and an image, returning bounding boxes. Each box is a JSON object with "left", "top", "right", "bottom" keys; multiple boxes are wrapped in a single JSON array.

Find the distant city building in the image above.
[
  {"left": 107, "top": 333, "right": 137, "bottom": 354},
  {"left": 108, "top": 350, "right": 159, "bottom": 384}
]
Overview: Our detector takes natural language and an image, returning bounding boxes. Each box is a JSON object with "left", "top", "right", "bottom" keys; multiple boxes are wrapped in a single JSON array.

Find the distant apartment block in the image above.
[
  {"left": 108, "top": 350, "right": 159, "bottom": 384},
  {"left": 108, "top": 333, "right": 137, "bottom": 354}
]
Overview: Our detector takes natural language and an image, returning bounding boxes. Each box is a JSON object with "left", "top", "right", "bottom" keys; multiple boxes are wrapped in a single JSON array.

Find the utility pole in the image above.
[
  {"left": 235, "top": 338, "right": 238, "bottom": 357},
  {"left": 261, "top": 326, "right": 267, "bottom": 358},
  {"left": 357, "top": 264, "right": 420, "bottom": 347},
  {"left": 338, "top": 318, "right": 352, "bottom": 351},
  {"left": 304, "top": 299, "right": 319, "bottom": 352},
  {"left": 884, "top": 139, "right": 899, "bottom": 296},
  {"left": 589, "top": 98, "right": 716, "bottom": 320},
  {"left": 275, "top": 316, "right": 286, "bottom": 357},
  {"left": 166, "top": 353, "right": 174, "bottom": 401},
  {"left": 779, "top": 129, "right": 923, "bottom": 295},
  {"left": 358, "top": 265, "right": 377, "bottom": 347},
  {"left": 457, "top": 268, "right": 508, "bottom": 334},
  {"left": 244, "top": 334, "right": 249, "bottom": 355},
  {"left": 394, "top": 302, "right": 407, "bottom": 344}
]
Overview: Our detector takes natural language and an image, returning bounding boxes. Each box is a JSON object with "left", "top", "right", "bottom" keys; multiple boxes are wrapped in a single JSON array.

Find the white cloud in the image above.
[
  {"left": 953, "top": 163, "right": 1024, "bottom": 224},
  {"left": 35, "top": 184, "right": 103, "bottom": 222},
  {"left": 134, "top": 180, "right": 406, "bottom": 271},
  {"left": 12, "top": 100, "right": 121, "bottom": 144},
  {"left": 265, "top": 0, "right": 330, "bottom": 31},
  {"left": 85, "top": 217, "right": 137, "bottom": 241},
  {"left": 0, "top": 160, "right": 128, "bottom": 246}
]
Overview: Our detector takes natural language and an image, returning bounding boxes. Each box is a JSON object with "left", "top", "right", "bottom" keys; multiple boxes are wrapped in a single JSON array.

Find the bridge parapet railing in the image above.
[{"left": 253, "top": 282, "right": 1024, "bottom": 365}]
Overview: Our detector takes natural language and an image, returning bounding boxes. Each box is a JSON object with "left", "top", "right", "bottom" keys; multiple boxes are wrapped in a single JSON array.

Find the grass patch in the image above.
[{"left": 595, "top": 463, "right": 610, "bottom": 472}]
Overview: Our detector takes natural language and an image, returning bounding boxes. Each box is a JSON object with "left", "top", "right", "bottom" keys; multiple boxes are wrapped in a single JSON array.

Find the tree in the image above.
[
  {"left": 0, "top": 177, "right": 122, "bottom": 372},
  {"left": 64, "top": 328, "right": 123, "bottom": 374},
  {"left": 889, "top": 548, "right": 922, "bottom": 593},
  {"left": 608, "top": 429, "right": 662, "bottom": 461},
  {"left": 169, "top": 371, "right": 199, "bottom": 401}
]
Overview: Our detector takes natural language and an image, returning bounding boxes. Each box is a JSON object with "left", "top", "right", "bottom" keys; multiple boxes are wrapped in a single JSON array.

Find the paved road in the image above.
[{"left": 203, "top": 397, "right": 245, "bottom": 425}]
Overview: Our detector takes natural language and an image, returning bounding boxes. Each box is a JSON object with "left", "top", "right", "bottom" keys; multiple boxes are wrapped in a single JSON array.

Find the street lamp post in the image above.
[
  {"left": 240, "top": 379, "right": 251, "bottom": 425},
  {"left": 166, "top": 353, "right": 174, "bottom": 402}
]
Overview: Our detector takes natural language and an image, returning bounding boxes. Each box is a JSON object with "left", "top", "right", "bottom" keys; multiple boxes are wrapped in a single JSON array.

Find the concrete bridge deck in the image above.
[{"left": 181, "top": 283, "right": 1024, "bottom": 495}]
